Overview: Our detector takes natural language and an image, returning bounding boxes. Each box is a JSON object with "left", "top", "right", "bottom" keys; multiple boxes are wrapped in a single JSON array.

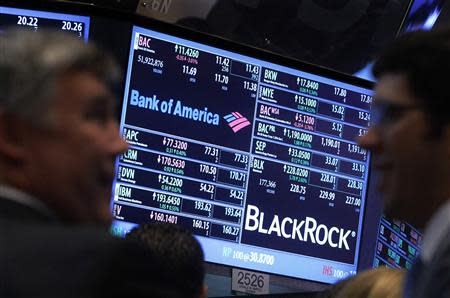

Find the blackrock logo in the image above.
[{"left": 244, "top": 205, "right": 355, "bottom": 250}]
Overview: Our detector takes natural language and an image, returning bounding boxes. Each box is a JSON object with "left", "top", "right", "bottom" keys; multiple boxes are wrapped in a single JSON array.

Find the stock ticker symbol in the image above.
[
  {"left": 323, "top": 265, "right": 333, "bottom": 276},
  {"left": 224, "top": 112, "right": 251, "bottom": 133}
]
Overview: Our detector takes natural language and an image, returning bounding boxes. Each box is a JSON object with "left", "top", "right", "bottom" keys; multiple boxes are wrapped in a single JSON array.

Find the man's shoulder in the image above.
[
  {"left": 416, "top": 231, "right": 450, "bottom": 298},
  {"left": 429, "top": 234, "right": 450, "bottom": 297},
  {"left": 0, "top": 223, "right": 124, "bottom": 266},
  {"left": 0, "top": 223, "right": 171, "bottom": 298},
  {"left": 0, "top": 195, "right": 54, "bottom": 223}
]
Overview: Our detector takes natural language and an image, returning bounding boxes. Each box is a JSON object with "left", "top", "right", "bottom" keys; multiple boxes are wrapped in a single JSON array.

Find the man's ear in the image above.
[{"left": 0, "top": 111, "right": 29, "bottom": 161}]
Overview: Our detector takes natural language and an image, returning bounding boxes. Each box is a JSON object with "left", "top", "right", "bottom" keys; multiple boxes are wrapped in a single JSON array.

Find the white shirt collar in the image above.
[
  {"left": 421, "top": 199, "right": 450, "bottom": 263},
  {"left": 0, "top": 184, "right": 55, "bottom": 218}
]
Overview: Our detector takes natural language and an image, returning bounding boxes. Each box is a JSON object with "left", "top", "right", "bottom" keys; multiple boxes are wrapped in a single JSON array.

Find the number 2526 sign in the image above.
[{"left": 232, "top": 268, "right": 270, "bottom": 295}]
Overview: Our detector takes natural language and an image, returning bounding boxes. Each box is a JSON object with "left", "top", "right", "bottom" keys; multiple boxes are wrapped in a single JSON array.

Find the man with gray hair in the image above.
[
  {"left": 0, "top": 30, "right": 181, "bottom": 298},
  {"left": 0, "top": 29, "right": 128, "bottom": 225}
]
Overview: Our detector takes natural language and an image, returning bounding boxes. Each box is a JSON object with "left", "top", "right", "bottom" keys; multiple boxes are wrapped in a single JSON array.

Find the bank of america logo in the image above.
[{"left": 224, "top": 112, "right": 251, "bottom": 133}]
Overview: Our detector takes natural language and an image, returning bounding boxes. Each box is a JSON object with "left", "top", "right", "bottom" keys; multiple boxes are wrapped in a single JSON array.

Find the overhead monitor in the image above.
[
  {"left": 0, "top": 5, "right": 90, "bottom": 41},
  {"left": 110, "top": 23, "right": 373, "bottom": 284}
]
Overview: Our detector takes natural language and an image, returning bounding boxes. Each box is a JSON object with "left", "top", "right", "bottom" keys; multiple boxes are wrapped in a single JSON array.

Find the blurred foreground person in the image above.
[
  {"left": 318, "top": 267, "right": 405, "bottom": 298},
  {"left": 0, "top": 29, "right": 128, "bottom": 226},
  {"left": 127, "top": 223, "right": 208, "bottom": 298},
  {"left": 358, "top": 28, "right": 450, "bottom": 298},
  {"left": 0, "top": 30, "right": 175, "bottom": 298}
]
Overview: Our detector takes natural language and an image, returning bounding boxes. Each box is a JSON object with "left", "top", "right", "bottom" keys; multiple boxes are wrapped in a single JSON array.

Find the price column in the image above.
[{"left": 114, "top": 125, "right": 251, "bottom": 242}]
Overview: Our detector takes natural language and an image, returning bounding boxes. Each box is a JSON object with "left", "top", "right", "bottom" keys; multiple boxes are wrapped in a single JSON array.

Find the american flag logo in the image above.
[{"left": 224, "top": 112, "right": 251, "bottom": 133}]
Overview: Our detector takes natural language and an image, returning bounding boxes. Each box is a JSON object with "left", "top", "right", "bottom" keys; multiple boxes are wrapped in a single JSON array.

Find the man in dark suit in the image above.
[
  {"left": 0, "top": 30, "right": 182, "bottom": 298},
  {"left": 0, "top": 29, "right": 128, "bottom": 226},
  {"left": 357, "top": 28, "right": 450, "bottom": 298}
]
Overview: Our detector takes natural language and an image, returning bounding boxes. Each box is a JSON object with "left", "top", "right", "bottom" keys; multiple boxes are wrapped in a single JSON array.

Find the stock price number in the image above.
[
  {"left": 243, "top": 81, "right": 257, "bottom": 92},
  {"left": 223, "top": 225, "right": 239, "bottom": 236},
  {"left": 358, "top": 128, "right": 368, "bottom": 137},
  {"left": 216, "top": 55, "right": 230, "bottom": 72},
  {"left": 320, "top": 173, "right": 337, "bottom": 184},
  {"left": 195, "top": 201, "right": 212, "bottom": 212},
  {"left": 334, "top": 87, "right": 347, "bottom": 97},
  {"left": 347, "top": 179, "right": 363, "bottom": 191},
  {"left": 347, "top": 144, "right": 367, "bottom": 157},
  {"left": 325, "top": 156, "right": 339, "bottom": 167},
  {"left": 163, "top": 137, "right": 188, "bottom": 150},
  {"left": 297, "top": 77, "right": 319, "bottom": 90},
  {"left": 321, "top": 137, "right": 341, "bottom": 150},
  {"left": 352, "top": 162, "right": 366, "bottom": 173},
  {"left": 158, "top": 175, "right": 183, "bottom": 187},
  {"left": 288, "top": 147, "right": 311, "bottom": 160},
  {"left": 225, "top": 207, "right": 242, "bottom": 218},
  {"left": 249, "top": 252, "right": 275, "bottom": 265},
  {"left": 246, "top": 63, "right": 259, "bottom": 74},
  {"left": 150, "top": 211, "right": 178, "bottom": 224},
  {"left": 192, "top": 219, "right": 210, "bottom": 230},
  {"left": 331, "top": 104, "right": 345, "bottom": 117},
  {"left": 332, "top": 122, "right": 343, "bottom": 133},
  {"left": 215, "top": 73, "right": 229, "bottom": 84},
  {"left": 358, "top": 111, "right": 370, "bottom": 122},
  {"left": 246, "top": 63, "right": 259, "bottom": 80},
  {"left": 230, "top": 189, "right": 244, "bottom": 200},
  {"left": 17, "top": 16, "right": 38, "bottom": 27},
  {"left": 199, "top": 164, "right": 217, "bottom": 175},
  {"left": 174, "top": 44, "right": 199, "bottom": 58},
  {"left": 158, "top": 155, "right": 185, "bottom": 169},
  {"left": 200, "top": 183, "right": 215, "bottom": 194},
  {"left": 61, "top": 21, "right": 83, "bottom": 32},
  {"left": 360, "top": 94, "right": 373, "bottom": 104},
  {"left": 204, "top": 146, "right": 219, "bottom": 157},
  {"left": 284, "top": 128, "right": 313, "bottom": 143},
  {"left": 283, "top": 165, "right": 309, "bottom": 178},
  {"left": 295, "top": 95, "right": 317, "bottom": 109},
  {"left": 230, "top": 171, "right": 246, "bottom": 182},
  {"left": 182, "top": 65, "right": 197, "bottom": 76},
  {"left": 234, "top": 153, "right": 249, "bottom": 164},
  {"left": 153, "top": 193, "right": 181, "bottom": 205},
  {"left": 345, "top": 195, "right": 361, "bottom": 207},
  {"left": 290, "top": 183, "right": 306, "bottom": 195},
  {"left": 319, "top": 189, "right": 336, "bottom": 201}
]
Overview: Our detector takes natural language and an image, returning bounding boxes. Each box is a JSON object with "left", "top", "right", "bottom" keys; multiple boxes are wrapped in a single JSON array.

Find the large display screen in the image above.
[
  {"left": 0, "top": 5, "right": 89, "bottom": 41},
  {"left": 110, "top": 25, "right": 373, "bottom": 284}
]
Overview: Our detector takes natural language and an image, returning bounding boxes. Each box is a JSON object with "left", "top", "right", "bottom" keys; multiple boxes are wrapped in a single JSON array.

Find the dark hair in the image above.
[
  {"left": 372, "top": 28, "right": 450, "bottom": 136},
  {"left": 127, "top": 223, "right": 205, "bottom": 298}
]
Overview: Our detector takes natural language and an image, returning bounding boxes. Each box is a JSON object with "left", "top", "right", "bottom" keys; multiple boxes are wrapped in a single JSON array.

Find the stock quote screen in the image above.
[
  {"left": 373, "top": 216, "right": 422, "bottom": 270},
  {"left": 0, "top": 5, "right": 89, "bottom": 41},
  {"left": 110, "top": 25, "right": 373, "bottom": 284}
]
